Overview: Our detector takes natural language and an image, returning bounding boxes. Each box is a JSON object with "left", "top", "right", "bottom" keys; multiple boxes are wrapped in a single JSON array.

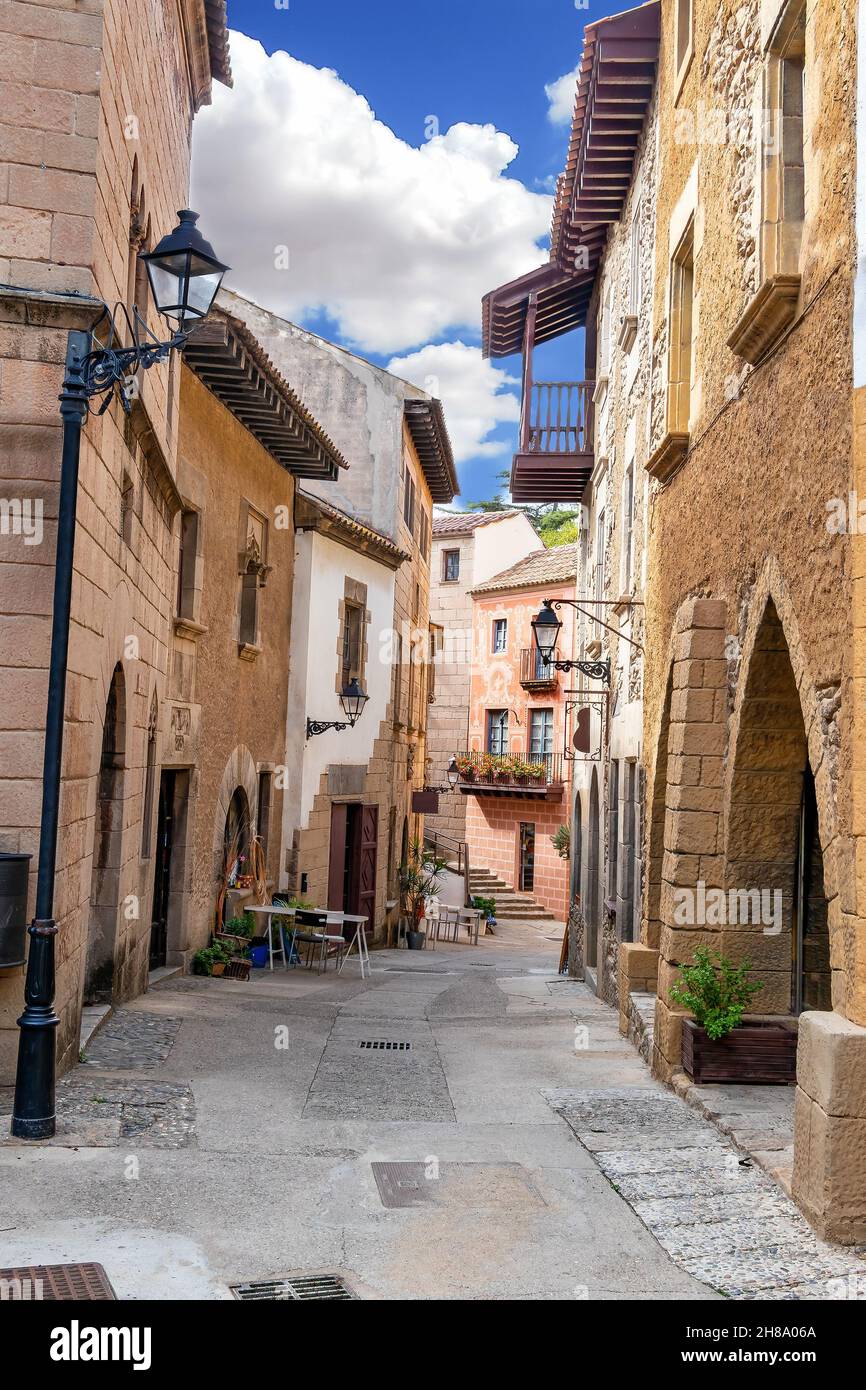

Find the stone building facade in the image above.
[
  {"left": 0, "top": 2, "right": 230, "bottom": 1080},
  {"left": 426, "top": 510, "right": 542, "bottom": 847},
  {"left": 149, "top": 308, "right": 346, "bottom": 969},
  {"left": 635, "top": 0, "right": 863, "bottom": 1242},
  {"left": 219, "top": 292, "right": 457, "bottom": 943}
]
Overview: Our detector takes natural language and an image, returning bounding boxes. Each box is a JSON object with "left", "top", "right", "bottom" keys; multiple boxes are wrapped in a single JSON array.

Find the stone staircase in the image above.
[{"left": 468, "top": 867, "right": 559, "bottom": 922}]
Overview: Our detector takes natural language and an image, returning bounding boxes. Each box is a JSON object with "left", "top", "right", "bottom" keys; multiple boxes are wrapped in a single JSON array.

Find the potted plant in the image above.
[
  {"left": 494, "top": 756, "right": 511, "bottom": 783},
  {"left": 551, "top": 824, "right": 571, "bottom": 860},
  {"left": 671, "top": 947, "right": 796, "bottom": 1083},
  {"left": 526, "top": 760, "right": 546, "bottom": 785},
  {"left": 455, "top": 754, "right": 475, "bottom": 783},
  {"left": 399, "top": 839, "right": 447, "bottom": 949},
  {"left": 471, "top": 894, "right": 497, "bottom": 931}
]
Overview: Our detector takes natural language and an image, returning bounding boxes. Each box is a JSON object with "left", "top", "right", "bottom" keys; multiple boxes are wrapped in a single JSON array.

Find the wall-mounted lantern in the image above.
[{"left": 306, "top": 678, "right": 370, "bottom": 738}]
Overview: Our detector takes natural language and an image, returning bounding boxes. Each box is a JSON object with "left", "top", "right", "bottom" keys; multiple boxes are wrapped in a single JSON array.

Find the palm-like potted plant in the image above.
[{"left": 399, "top": 839, "right": 447, "bottom": 950}]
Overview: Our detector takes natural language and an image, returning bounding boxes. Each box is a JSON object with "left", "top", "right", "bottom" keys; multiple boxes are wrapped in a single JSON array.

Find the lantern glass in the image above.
[
  {"left": 532, "top": 602, "right": 562, "bottom": 660},
  {"left": 447, "top": 757, "right": 460, "bottom": 789},
  {"left": 141, "top": 210, "right": 228, "bottom": 328},
  {"left": 340, "top": 679, "right": 369, "bottom": 726}
]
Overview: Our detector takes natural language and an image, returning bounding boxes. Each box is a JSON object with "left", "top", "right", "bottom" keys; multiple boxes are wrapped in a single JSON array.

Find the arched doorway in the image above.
[
  {"left": 645, "top": 670, "right": 673, "bottom": 951},
  {"left": 587, "top": 769, "right": 600, "bottom": 968},
  {"left": 571, "top": 792, "right": 583, "bottom": 902},
  {"left": 224, "top": 787, "right": 251, "bottom": 877},
  {"left": 85, "top": 664, "right": 126, "bottom": 1003},
  {"left": 726, "top": 600, "right": 830, "bottom": 1013}
]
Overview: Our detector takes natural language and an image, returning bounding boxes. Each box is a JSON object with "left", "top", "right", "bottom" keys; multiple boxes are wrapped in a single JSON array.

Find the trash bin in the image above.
[{"left": 0, "top": 852, "right": 31, "bottom": 968}]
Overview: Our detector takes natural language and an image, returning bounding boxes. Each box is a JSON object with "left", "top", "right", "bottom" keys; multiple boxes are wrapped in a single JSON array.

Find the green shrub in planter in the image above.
[
  {"left": 670, "top": 947, "right": 763, "bottom": 1040},
  {"left": 471, "top": 894, "right": 496, "bottom": 921}
]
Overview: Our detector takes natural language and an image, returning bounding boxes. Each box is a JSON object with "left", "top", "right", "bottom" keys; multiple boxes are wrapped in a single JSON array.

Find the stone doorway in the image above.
[{"left": 84, "top": 664, "right": 126, "bottom": 1004}]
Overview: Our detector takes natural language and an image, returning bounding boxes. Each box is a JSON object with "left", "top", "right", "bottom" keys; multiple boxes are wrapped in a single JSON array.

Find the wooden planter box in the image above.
[{"left": 681, "top": 1018, "right": 797, "bottom": 1085}]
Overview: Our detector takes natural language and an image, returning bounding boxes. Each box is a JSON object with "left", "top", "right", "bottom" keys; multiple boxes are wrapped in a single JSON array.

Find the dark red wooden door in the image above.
[
  {"left": 328, "top": 804, "right": 348, "bottom": 911},
  {"left": 358, "top": 805, "right": 378, "bottom": 929}
]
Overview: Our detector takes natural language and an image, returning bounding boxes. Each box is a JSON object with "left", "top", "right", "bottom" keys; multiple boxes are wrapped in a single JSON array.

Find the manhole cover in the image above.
[
  {"left": 372, "top": 1161, "right": 545, "bottom": 1210},
  {"left": 0, "top": 1263, "right": 116, "bottom": 1300},
  {"left": 231, "top": 1274, "right": 355, "bottom": 1301},
  {"left": 358, "top": 1040, "right": 411, "bottom": 1051}
]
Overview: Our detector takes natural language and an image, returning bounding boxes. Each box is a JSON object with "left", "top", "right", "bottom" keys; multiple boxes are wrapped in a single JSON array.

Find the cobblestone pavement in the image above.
[
  {"left": 0, "top": 1077, "right": 195, "bottom": 1149},
  {"left": 546, "top": 1070, "right": 866, "bottom": 1298},
  {"left": 81, "top": 1012, "right": 182, "bottom": 1069}
]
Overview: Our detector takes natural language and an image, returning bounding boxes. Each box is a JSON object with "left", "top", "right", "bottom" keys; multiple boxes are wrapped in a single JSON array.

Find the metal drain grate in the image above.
[
  {"left": 231, "top": 1274, "right": 355, "bottom": 1301},
  {"left": 358, "top": 1039, "right": 411, "bottom": 1051},
  {"left": 0, "top": 1262, "right": 116, "bottom": 1300}
]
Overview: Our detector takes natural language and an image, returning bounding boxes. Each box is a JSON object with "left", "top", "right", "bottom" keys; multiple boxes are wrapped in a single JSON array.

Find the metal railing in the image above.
[
  {"left": 521, "top": 381, "right": 593, "bottom": 455},
  {"left": 454, "top": 750, "right": 563, "bottom": 788}
]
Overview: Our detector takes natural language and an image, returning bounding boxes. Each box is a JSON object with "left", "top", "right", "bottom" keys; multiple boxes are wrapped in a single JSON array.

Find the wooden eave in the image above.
[
  {"left": 182, "top": 312, "right": 348, "bottom": 482},
  {"left": 403, "top": 398, "right": 458, "bottom": 502}
]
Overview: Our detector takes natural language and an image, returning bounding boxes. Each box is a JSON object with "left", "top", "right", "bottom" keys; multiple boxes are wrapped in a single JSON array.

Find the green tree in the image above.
[{"left": 464, "top": 469, "right": 583, "bottom": 547}]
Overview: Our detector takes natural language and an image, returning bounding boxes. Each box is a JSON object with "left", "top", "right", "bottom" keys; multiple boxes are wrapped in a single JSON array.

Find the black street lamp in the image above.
[
  {"left": 530, "top": 598, "right": 643, "bottom": 686},
  {"left": 306, "top": 679, "right": 370, "bottom": 738},
  {"left": 10, "top": 211, "right": 227, "bottom": 1141},
  {"left": 421, "top": 756, "right": 461, "bottom": 795}
]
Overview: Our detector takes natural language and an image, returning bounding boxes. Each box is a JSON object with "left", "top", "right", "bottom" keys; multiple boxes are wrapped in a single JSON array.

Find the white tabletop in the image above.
[{"left": 246, "top": 904, "right": 296, "bottom": 917}]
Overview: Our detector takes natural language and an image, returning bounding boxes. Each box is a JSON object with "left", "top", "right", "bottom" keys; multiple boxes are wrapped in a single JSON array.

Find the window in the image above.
[
  {"left": 403, "top": 462, "right": 416, "bottom": 533},
  {"left": 629, "top": 202, "right": 642, "bottom": 316},
  {"left": 529, "top": 708, "right": 554, "bottom": 761},
  {"left": 121, "top": 472, "right": 134, "bottom": 549},
  {"left": 492, "top": 618, "right": 507, "bottom": 653},
  {"left": 675, "top": 0, "right": 693, "bottom": 86},
  {"left": 418, "top": 508, "right": 430, "bottom": 561},
  {"left": 177, "top": 508, "right": 199, "bottom": 620},
  {"left": 257, "top": 771, "right": 272, "bottom": 859},
  {"left": 598, "top": 285, "right": 612, "bottom": 378},
  {"left": 763, "top": 1, "right": 806, "bottom": 280},
  {"left": 594, "top": 507, "right": 606, "bottom": 638},
  {"left": 442, "top": 548, "right": 460, "bottom": 582},
  {"left": 393, "top": 632, "right": 403, "bottom": 725},
  {"left": 622, "top": 464, "right": 634, "bottom": 594},
  {"left": 341, "top": 602, "right": 363, "bottom": 688},
  {"left": 238, "top": 504, "right": 268, "bottom": 651},
  {"left": 486, "top": 709, "right": 508, "bottom": 756},
  {"left": 428, "top": 625, "right": 443, "bottom": 702},
  {"left": 668, "top": 218, "right": 695, "bottom": 435}
]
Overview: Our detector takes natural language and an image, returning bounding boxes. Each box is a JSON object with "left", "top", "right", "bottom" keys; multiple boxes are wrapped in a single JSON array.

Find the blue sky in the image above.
[{"left": 210, "top": 0, "right": 624, "bottom": 502}]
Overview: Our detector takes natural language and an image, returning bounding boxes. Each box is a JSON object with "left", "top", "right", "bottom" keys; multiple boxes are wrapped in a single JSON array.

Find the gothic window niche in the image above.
[
  {"left": 336, "top": 577, "right": 370, "bottom": 697},
  {"left": 238, "top": 502, "right": 271, "bottom": 660}
]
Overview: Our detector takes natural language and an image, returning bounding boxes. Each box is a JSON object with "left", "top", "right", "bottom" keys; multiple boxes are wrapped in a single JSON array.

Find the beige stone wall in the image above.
[
  {"left": 0, "top": 1, "right": 213, "bottom": 1079},
  {"left": 636, "top": 0, "right": 862, "bottom": 1237},
  {"left": 161, "top": 365, "right": 295, "bottom": 962}
]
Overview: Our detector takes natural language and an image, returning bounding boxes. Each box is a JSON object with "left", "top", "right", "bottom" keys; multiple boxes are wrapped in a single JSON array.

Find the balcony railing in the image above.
[
  {"left": 454, "top": 751, "right": 564, "bottom": 798},
  {"left": 521, "top": 381, "right": 593, "bottom": 455},
  {"left": 519, "top": 647, "right": 559, "bottom": 689},
  {"left": 512, "top": 381, "right": 594, "bottom": 504}
]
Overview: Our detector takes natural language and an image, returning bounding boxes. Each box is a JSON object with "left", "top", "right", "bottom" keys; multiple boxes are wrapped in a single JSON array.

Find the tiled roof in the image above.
[
  {"left": 295, "top": 493, "right": 409, "bottom": 569},
  {"left": 432, "top": 509, "right": 522, "bottom": 537},
  {"left": 204, "top": 0, "right": 232, "bottom": 88},
  {"left": 471, "top": 543, "right": 579, "bottom": 595}
]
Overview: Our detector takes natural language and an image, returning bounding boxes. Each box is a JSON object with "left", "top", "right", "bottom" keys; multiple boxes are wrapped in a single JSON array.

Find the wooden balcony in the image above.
[
  {"left": 511, "top": 381, "right": 594, "bottom": 504},
  {"left": 519, "top": 647, "right": 559, "bottom": 690}
]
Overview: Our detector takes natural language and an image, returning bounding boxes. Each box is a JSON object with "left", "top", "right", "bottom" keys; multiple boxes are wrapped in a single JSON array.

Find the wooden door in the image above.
[
  {"left": 357, "top": 805, "right": 378, "bottom": 930},
  {"left": 327, "top": 804, "right": 348, "bottom": 911}
]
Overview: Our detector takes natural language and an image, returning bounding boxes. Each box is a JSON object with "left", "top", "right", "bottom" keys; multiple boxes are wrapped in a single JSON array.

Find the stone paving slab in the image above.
[
  {"left": 547, "top": 1085, "right": 866, "bottom": 1299},
  {"left": 1, "top": 1077, "right": 195, "bottom": 1149},
  {"left": 81, "top": 1012, "right": 182, "bottom": 1070}
]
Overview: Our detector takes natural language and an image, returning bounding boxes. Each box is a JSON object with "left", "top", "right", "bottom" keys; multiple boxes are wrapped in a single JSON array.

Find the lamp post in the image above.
[
  {"left": 530, "top": 598, "right": 644, "bottom": 687},
  {"left": 306, "top": 679, "right": 370, "bottom": 738},
  {"left": 11, "top": 211, "right": 227, "bottom": 1140},
  {"left": 421, "top": 756, "right": 461, "bottom": 795}
]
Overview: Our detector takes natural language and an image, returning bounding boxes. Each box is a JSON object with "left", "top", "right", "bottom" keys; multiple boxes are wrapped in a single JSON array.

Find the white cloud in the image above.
[
  {"left": 191, "top": 32, "right": 552, "bottom": 355},
  {"left": 386, "top": 341, "right": 519, "bottom": 465},
  {"left": 545, "top": 67, "right": 579, "bottom": 125}
]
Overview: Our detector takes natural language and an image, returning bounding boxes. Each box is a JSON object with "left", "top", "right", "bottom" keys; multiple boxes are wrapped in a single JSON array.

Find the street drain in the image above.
[
  {"left": 0, "top": 1262, "right": 117, "bottom": 1300},
  {"left": 231, "top": 1274, "right": 355, "bottom": 1301},
  {"left": 358, "top": 1040, "right": 411, "bottom": 1051}
]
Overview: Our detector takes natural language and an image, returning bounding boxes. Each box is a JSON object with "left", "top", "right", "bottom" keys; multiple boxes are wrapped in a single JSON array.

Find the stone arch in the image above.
[
  {"left": 644, "top": 664, "right": 673, "bottom": 950},
  {"left": 723, "top": 582, "right": 835, "bottom": 1015},
  {"left": 571, "top": 791, "right": 583, "bottom": 902}
]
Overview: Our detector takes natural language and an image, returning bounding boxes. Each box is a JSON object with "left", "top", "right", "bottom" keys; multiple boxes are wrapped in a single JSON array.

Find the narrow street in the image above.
[{"left": 0, "top": 924, "right": 717, "bottom": 1301}]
